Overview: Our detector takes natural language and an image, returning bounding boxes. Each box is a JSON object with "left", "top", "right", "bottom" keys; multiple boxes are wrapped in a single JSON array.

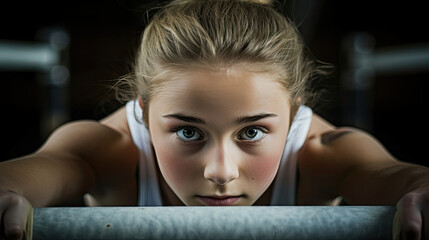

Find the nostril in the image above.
[
  {"left": 209, "top": 177, "right": 229, "bottom": 185},
  {"left": 204, "top": 169, "right": 238, "bottom": 185}
]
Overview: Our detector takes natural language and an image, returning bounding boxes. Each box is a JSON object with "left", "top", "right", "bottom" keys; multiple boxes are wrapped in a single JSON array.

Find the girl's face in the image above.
[{"left": 148, "top": 67, "right": 291, "bottom": 206}]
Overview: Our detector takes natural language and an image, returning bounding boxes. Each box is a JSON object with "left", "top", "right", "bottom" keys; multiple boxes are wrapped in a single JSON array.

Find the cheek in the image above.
[
  {"left": 247, "top": 152, "right": 281, "bottom": 186},
  {"left": 231, "top": 148, "right": 283, "bottom": 205},
  {"left": 243, "top": 136, "right": 286, "bottom": 189},
  {"left": 154, "top": 143, "right": 199, "bottom": 189}
]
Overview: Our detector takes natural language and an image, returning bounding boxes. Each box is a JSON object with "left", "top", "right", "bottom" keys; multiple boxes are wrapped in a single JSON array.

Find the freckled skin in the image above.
[{"left": 148, "top": 67, "right": 291, "bottom": 206}]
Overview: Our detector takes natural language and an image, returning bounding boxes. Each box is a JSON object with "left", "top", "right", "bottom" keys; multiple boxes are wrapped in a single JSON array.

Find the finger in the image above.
[
  {"left": 1, "top": 215, "right": 6, "bottom": 240},
  {"left": 424, "top": 204, "right": 428, "bottom": 240},
  {"left": 3, "top": 201, "right": 31, "bottom": 240},
  {"left": 1, "top": 196, "right": 9, "bottom": 239},
  {"left": 392, "top": 208, "right": 401, "bottom": 240},
  {"left": 400, "top": 203, "right": 422, "bottom": 240},
  {"left": 83, "top": 193, "right": 100, "bottom": 207}
]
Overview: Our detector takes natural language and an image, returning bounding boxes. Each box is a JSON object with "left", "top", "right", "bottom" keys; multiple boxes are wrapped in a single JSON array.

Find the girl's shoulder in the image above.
[
  {"left": 40, "top": 106, "right": 139, "bottom": 178},
  {"left": 42, "top": 106, "right": 136, "bottom": 161},
  {"left": 301, "top": 114, "right": 393, "bottom": 163},
  {"left": 69, "top": 107, "right": 139, "bottom": 205},
  {"left": 296, "top": 114, "right": 396, "bottom": 204},
  {"left": 100, "top": 106, "right": 132, "bottom": 137}
]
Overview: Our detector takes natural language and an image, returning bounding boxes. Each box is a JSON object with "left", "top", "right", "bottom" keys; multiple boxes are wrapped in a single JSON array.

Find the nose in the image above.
[{"left": 203, "top": 143, "right": 239, "bottom": 185}]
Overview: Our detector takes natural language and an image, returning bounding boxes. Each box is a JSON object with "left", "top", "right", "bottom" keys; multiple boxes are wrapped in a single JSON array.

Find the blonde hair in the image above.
[{"left": 116, "top": 0, "right": 330, "bottom": 125}]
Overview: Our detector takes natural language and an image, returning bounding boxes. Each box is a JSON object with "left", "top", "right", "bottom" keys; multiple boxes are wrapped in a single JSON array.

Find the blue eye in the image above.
[
  {"left": 238, "top": 127, "right": 265, "bottom": 141},
  {"left": 176, "top": 127, "right": 203, "bottom": 141}
]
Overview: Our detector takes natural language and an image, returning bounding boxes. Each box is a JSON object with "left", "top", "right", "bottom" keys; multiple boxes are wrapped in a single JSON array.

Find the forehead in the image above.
[{"left": 150, "top": 68, "right": 291, "bottom": 121}]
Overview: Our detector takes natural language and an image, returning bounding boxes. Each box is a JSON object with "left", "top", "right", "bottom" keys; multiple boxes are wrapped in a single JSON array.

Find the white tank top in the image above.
[{"left": 126, "top": 100, "right": 313, "bottom": 206}]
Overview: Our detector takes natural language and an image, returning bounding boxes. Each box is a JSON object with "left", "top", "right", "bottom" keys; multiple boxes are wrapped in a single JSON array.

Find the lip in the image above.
[{"left": 197, "top": 195, "right": 242, "bottom": 206}]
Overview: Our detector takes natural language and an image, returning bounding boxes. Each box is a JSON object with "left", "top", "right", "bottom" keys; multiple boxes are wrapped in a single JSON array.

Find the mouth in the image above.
[{"left": 196, "top": 195, "right": 243, "bottom": 206}]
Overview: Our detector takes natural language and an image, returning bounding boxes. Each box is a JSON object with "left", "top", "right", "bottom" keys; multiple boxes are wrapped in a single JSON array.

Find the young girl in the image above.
[{"left": 1, "top": 0, "right": 428, "bottom": 239}]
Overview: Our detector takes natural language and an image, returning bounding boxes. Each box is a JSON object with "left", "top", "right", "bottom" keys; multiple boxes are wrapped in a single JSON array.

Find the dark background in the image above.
[{"left": 0, "top": 0, "right": 428, "bottom": 167}]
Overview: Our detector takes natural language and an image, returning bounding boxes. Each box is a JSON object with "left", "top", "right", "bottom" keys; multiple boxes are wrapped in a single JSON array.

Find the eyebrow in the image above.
[
  {"left": 235, "top": 113, "right": 278, "bottom": 124},
  {"left": 162, "top": 113, "right": 278, "bottom": 124},
  {"left": 163, "top": 114, "right": 206, "bottom": 123}
]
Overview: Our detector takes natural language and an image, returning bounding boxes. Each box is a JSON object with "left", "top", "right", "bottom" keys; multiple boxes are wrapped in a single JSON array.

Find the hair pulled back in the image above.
[{"left": 117, "top": 0, "right": 329, "bottom": 125}]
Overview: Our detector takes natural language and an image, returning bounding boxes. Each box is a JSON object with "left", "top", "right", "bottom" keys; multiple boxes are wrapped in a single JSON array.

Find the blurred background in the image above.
[{"left": 0, "top": 0, "right": 428, "bottom": 167}]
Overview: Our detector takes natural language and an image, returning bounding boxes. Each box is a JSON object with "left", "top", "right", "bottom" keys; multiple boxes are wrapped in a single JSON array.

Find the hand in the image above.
[
  {"left": 0, "top": 188, "right": 32, "bottom": 240},
  {"left": 395, "top": 189, "right": 429, "bottom": 240}
]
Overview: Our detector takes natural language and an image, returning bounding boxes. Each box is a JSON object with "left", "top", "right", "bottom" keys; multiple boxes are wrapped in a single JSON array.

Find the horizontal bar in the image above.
[
  {"left": 31, "top": 206, "right": 396, "bottom": 240},
  {"left": 370, "top": 45, "right": 429, "bottom": 73},
  {"left": 352, "top": 44, "right": 429, "bottom": 75},
  {"left": 0, "top": 40, "right": 59, "bottom": 71}
]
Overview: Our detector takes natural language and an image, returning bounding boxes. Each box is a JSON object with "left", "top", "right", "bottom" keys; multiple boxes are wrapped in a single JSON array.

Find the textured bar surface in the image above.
[{"left": 33, "top": 206, "right": 395, "bottom": 240}]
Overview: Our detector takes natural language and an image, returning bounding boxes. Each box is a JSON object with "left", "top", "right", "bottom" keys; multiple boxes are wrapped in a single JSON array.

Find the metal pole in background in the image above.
[
  {"left": 0, "top": 28, "right": 70, "bottom": 137},
  {"left": 37, "top": 28, "right": 70, "bottom": 138},
  {"left": 341, "top": 32, "right": 429, "bottom": 131},
  {"left": 341, "top": 32, "right": 376, "bottom": 131},
  {"left": 32, "top": 206, "right": 396, "bottom": 240}
]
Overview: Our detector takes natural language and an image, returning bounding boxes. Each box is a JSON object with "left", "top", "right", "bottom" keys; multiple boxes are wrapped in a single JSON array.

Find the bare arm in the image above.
[
  {"left": 298, "top": 127, "right": 429, "bottom": 205},
  {"left": 0, "top": 106, "right": 137, "bottom": 207},
  {"left": 0, "top": 107, "right": 137, "bottom": 239},
  {"left": 0, "top": 149, "right": 94, "bottom": 207},
  {"left": 298, "top": 122, "right": 429, "bottom": 240},
  {"left": 0, "top": 121, "right": 97, "bottom": 207},
  {"left": 0, "top": 120, "right": 122, "bottom": 207}
]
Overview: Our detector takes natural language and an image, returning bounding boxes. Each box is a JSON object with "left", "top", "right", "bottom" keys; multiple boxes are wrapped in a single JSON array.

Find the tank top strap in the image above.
[
  {"left": 126, "top": 100, "right": 162, "bottom": 206},
  {"left": 270, "top": 105, "right": 313, "bottom": 205}
]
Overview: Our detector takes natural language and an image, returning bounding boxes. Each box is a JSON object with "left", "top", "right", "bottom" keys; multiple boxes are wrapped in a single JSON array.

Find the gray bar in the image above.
[
  {"left": 355, "top": 44, "right": 429, "bottom": 75},
  {"left": 33, "top": 206, "right": 396, "bottom": 240},
  {"left": 0, "top": 40, "right": 59, "bottom": 71}
]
